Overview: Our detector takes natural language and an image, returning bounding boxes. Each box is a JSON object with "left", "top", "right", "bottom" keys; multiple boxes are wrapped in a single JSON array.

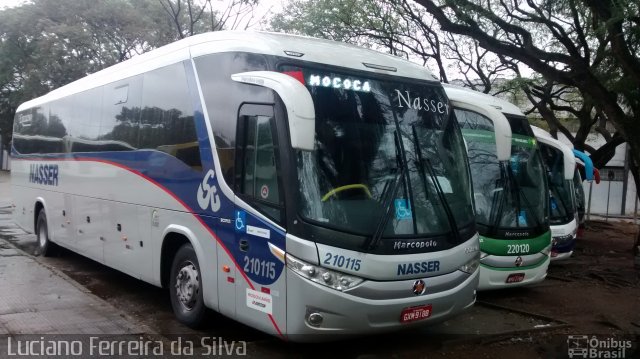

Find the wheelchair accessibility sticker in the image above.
[
  {"left": 235, "top": 210, "right": 246, "bottom": 232},
  {"left": 395, "top": 199, "right": 412, "bottom": 220},
  {"left": 235, "top": 210, "right": 271, "bottom": 239}
]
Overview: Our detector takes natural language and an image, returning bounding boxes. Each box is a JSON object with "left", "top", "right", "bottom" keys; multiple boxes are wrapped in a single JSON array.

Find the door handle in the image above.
[{"left": 239, "top": 239, "right": 250, "bottom": 252}]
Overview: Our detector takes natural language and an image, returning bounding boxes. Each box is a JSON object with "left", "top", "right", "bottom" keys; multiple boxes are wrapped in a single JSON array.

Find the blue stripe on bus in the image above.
[{"left": 15, "top": 151, "right": 287, "bottom": 287}]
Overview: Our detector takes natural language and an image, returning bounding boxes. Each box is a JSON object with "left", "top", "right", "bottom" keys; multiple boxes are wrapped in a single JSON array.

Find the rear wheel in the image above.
[
  {"left": 169, "top": 243, "right": 206, "bottom": 328},
  {"left": 35, "top": 210, "right": 56, "bottom": 257}
]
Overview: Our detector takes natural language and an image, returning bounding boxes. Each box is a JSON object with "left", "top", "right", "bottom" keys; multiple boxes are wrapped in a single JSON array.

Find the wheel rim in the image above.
[
  {"left": 38, "top": 224, "right": 47, "bottom": 248},
  {"left": 175, "top": 261, "right": 200, "bottom": 311}
]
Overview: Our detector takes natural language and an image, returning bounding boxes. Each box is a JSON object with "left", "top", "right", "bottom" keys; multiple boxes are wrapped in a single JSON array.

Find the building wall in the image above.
[{"left": 557, "top": 134, "right": 638, "bottom": 217}]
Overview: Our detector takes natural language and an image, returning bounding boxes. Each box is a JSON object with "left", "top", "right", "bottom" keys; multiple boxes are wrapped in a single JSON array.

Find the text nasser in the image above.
[{"left": 29, "top": 163, "right": 59, "bottom": 186}]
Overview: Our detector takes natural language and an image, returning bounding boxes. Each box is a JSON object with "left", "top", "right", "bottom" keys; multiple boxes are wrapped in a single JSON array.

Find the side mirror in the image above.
[
  {"left": 231, "top": 71, "right": 316, "bottom": 151},
  {"left": 449, "top": 100, "right": 512, "bottom": 161},
  {"left": 572, "top": 149, "right": 594, "bottom": 182}
]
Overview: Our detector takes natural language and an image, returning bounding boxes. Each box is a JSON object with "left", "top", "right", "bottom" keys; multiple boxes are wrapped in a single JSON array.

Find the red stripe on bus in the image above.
[{"left": 13, "top": 157, "right": 285, "bottom": 338}]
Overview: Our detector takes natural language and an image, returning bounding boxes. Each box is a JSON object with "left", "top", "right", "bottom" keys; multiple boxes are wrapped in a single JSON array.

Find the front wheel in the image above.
[
  {"left": 169, "top": 243, "right": 206, "bottom": 328},
  {"left": 35, "top": 210, "right": 57, "bottom": 257}
]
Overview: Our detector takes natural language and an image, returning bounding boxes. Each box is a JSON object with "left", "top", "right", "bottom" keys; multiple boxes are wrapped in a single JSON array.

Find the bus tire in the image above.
[
  {"left": 169, "top": 243, "right": 206, "bottom": 328},
  {"left": 35, "top": 210, "right": 56, "bottom": 257}
]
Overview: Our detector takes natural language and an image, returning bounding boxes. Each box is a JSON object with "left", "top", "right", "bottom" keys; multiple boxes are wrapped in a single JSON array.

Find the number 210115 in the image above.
[{"left": 323, "top": 253, "right": 361, "bottom": 271}]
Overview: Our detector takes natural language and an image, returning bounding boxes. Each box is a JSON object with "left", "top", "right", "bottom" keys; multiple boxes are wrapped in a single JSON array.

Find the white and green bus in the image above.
[{"left": 444, "top": 85, "right": 551, "bottom": 289}]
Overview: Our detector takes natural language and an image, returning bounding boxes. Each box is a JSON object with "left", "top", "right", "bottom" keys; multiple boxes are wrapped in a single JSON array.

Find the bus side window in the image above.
[
  {"left": 140, "top": 63, "right": 201, "bottom": 171},
  {"left": 236, "top": 104, "right": 283, "bottom": 223},
  {"left": 99, "top": 76, "right": 142, "bottom": 151}
]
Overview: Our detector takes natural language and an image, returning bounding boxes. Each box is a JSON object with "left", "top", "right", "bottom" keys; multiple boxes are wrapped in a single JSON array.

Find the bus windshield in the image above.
[
  {"left": 456, "top": 111, "right": 547, "bottom": 233},
  {"left": 539, "top": 142, "right": 576, "bottom": 224},
  {"left": 285, "top": 66, "right": 475, "bottom": 242}
]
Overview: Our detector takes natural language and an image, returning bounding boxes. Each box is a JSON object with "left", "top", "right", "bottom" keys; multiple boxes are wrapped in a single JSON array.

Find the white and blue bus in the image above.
[
  {"left": 532, "top": 127, "right": 577, "bottom": 260},
  {"left": 572, "top": 149, "right": 596, "bottom": 239},
  {"left": 444, "top": 85, "right": 551, "bottom": 289},
  {"left": 11, "top": 31, "right": 480, "bottom": 340}
]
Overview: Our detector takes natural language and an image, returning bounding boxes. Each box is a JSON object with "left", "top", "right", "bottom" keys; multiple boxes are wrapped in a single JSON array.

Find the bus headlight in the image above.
[
  {"left": 458, "top": 253, "right": 480, "bottom": 274},
  {"left": 286, "top": 254, "right": 364, "bottom": 291}
]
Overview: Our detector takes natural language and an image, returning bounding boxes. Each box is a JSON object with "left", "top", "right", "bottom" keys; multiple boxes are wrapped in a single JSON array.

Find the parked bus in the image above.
[
  {"left": 11, "top": 31, "right": 480, "bottom": 340},
  {"left": 532, "top": 127, "right": 577, "bottom": 260},
  {"left": 572, "top": 149, "right": 597, "bottom": 239},
  {"left": 444, "top": 85, "right": 551, "bottom": 289}
]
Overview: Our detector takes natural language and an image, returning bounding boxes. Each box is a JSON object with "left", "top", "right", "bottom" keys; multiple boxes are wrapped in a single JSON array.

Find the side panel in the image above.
[
  {"left": 233, "top": 208, "right": 287, "bottom": 337},
  {"left": 214, "top": 215, "right": 236, "bottom": 319},
  {"left": 104, "top": 201, "right": 152, "bottom": 281},
  {"left": 72, "top": 195, "right": 106, "bottom": 262}
]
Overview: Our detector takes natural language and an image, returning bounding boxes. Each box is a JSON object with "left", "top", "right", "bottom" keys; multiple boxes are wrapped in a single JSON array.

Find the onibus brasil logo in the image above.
[{"left": 567, "top": 335, "right": 633, "bottom": 358}]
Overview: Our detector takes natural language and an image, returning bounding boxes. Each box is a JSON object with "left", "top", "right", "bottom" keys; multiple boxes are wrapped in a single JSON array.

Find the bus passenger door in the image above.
[{"left": 234, "top": 104, "right": 287, "bottom": 335}]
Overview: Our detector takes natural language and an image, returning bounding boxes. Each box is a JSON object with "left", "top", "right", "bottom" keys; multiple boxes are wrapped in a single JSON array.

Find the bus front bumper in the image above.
[
  {"left": 285, "top": 268, "right": 478, "bottom": 341},
  {"left": 551, "top": 237, "right": 576, "bottom": 261},
  {"left": 477, "top": 258, "right": 550, "bottom": 291}
]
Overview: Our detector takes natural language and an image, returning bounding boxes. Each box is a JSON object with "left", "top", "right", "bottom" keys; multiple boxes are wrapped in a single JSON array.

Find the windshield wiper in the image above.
[
  {"left": 412, "top": 125, "right": 460, "bottom": 243},
  {"left": 364, "top": 130, "right": 408, "bottom": 250},
  {"left": 489, "top": 162, "right": 509, "bottom": 236}
]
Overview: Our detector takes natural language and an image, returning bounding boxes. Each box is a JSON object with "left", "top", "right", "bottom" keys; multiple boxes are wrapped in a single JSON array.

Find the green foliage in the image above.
[{"left": 0, "top": 0, "right": 224, "bottom": 150}]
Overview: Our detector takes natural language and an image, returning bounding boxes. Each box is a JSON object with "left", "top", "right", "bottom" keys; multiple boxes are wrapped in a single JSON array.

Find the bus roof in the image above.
[
  {"left": 18, "top": 31, "right": 437, "bottom": 112},
  {"left": 441, "top": 84, "right": 525, "bottom": 117}
]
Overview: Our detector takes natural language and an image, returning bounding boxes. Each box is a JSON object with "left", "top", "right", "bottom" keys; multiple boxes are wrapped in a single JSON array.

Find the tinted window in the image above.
[
  {"left": 99, "top": 76, "right": 142, "bottom": 151},
  {"left": 195, "top": 52, "right": 271, "bottom": 184},
  {"left": 50, "top": 97, "right": 74, "bottom": 143},
  {"left": 69, "top": 87, "right": 103, "bottom": 153},
  {"left": 13, "top": 104, "right": 66, "bottom": 154},
  {"left": 505, "top": 115, "right": 535, "bottom": 137},
  {"left": 140, "top": 62, "right": 200, "bottom": 169},
  {"left": 236, "top": 104, "right": 282, "bottom": 222}
]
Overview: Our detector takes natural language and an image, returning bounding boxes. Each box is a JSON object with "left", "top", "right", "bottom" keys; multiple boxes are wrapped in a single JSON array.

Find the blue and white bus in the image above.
[
  {"left": 532, "top": 127, "right": 577, "bottom": 261},
  {"left": 11, "top": 31, "right": 480, "bottom": 340}
]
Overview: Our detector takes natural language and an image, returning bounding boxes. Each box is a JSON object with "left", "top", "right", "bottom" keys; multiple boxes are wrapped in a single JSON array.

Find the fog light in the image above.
[{"left": 307, "top": 312, "right": 323, "bottom": 327}]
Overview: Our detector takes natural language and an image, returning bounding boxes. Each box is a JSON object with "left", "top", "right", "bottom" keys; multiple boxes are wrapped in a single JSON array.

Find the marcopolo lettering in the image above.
[
  {"left": 395, "top": 89, "right": 449, "bottom": 114},
  {"left": 29, "top": 164, "right": 59, "bottom": 186},
  {"left": 393, "top": 239, "right": 438, "bottom": 250},
  {"left": 505, "top": 231, "right": 530, "bottom": 237},
  {"left": 397, "top": 260, "right": 440, "bottom": 275}
]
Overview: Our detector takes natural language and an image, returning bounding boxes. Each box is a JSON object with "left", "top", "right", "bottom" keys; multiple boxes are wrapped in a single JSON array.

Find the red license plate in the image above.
[
  {"left": 400, "top": 304, "right": 432, "bottom": 323},
  {"left": 506, "top": 273, "right": 525, "bottom": 283}
]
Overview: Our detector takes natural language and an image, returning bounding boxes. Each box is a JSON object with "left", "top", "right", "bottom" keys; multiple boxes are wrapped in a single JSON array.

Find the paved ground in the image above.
[
  {"left": 0, "top": 171, "right": 10, "bottom": 208},
  {"left": 0, "top": 171, "right": 160, "bottom": 356}
]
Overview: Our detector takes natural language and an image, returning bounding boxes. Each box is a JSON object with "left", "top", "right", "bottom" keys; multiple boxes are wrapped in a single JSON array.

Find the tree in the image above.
[
  {"left": 0, "top": 0, "right": 173, "bottom": 149},
  {"left": 159, "top": 0, "right": 263, "bottom": 38},
  {"left": 270, "top": 0, "right": 451, "bottom": 81},
  {"left": 411, "top": 0, "right": 640, "bottom": 195},
  {"left": 0, "top": 0, "right": 261, "bottom": 150}
]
